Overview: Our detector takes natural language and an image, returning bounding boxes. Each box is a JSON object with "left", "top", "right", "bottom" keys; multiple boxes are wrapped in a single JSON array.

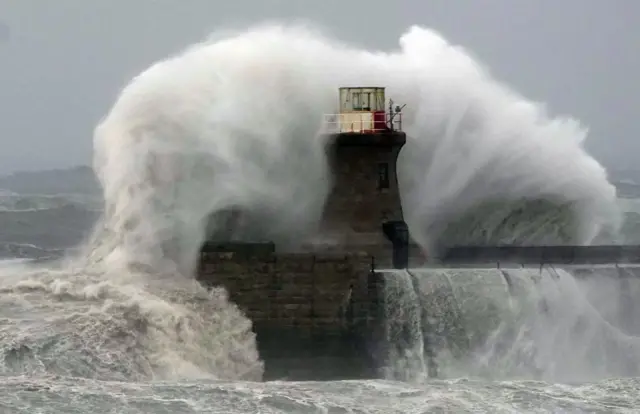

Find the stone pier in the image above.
[{"left": 197, "top": 242, "right": 388, "bottom": 380}]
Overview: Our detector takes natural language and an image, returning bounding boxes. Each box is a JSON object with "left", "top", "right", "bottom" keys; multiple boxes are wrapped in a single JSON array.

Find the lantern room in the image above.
[
  {"left": 339, "top": 87, "right": 385, "bottom": 112},
  {"left": 324, "top": 87, "right": 403, "bottom": 134}
]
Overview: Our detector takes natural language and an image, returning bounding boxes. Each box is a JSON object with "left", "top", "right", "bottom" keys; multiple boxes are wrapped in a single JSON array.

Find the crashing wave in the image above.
[{"left": 0, "top": 24, "right": 621, "bottom": 382}]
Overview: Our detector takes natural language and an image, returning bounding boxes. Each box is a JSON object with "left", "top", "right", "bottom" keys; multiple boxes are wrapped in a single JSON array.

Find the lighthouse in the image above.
[
  {"left": 197, "top": 87, "right": 414, "bottom": 381},
  {"left": 321, "top": 87, "right": 409, "bottom": 268}
]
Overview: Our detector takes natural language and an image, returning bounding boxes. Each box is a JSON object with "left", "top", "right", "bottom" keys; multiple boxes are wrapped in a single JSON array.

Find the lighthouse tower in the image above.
[{"left": 320, "top": 87, "right": 409, "bottom": 266}]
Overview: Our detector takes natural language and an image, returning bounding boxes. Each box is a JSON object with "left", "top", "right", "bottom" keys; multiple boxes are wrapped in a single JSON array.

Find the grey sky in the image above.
[{"left": 0, "top": 0, "right": 637, "bottom": 174}]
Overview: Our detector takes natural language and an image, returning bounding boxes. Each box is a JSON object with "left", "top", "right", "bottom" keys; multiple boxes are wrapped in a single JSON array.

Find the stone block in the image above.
[
  {"left": 273, "top": 255, "right": 315, "bottom": 272},
  {"left": 314, "top": 253, "right": 349, "bottom": 263}
]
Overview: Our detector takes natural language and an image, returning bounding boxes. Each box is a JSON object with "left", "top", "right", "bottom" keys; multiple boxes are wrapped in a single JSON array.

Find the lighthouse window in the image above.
[
  {"left": 375, "top": 92, "right": 384, "bottom": 111},
  {"left": 361, "top": 93, "right": 371, "bottom": 110},
  {"left": 352, "top": 92, "right": 361, "bottom": 110},
  {"left": 352, "top": 92, "right": 372, "bottom": 111},
  {"left": 378, "top": 162, "right": 389, "bottom": 189}
]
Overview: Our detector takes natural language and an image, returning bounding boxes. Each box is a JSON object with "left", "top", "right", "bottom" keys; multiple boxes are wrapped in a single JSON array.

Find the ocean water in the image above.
[{"left": 0, "top": 24, "right": 638, "bottom": 413}]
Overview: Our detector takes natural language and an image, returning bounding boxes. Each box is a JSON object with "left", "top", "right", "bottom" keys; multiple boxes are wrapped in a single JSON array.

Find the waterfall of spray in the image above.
[
  {"left": 378, "top": 270, "right": 426, "bottom": 381},
  {"left": 381, "top": 267, "right": 640, "bottom": 383},
  {"left": 0, "top": 23, "right": 623, "bottom": 383}
]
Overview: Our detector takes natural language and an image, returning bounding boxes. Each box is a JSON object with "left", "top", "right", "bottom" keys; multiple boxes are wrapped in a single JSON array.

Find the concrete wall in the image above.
[
  {"left": 197, "top": 246, "right": 386, "bottom": 380},
  {"left": 437, "top": 244, "right": 640, "bottom": 265}
]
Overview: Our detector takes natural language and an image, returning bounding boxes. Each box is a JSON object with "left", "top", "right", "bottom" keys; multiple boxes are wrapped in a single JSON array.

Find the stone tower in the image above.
[{"left": 319, "top": 133, "right": 407, "bottom": 252}]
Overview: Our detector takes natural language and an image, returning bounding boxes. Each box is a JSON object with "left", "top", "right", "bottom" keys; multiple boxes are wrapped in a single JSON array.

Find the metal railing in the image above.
[{"left": 322, "top": 112, "right": 403, "bottom": 134}]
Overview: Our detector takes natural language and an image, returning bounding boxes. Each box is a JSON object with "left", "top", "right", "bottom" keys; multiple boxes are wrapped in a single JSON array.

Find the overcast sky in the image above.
[{"left": 0, "top": 0, "right": 637, "bottom": 174}]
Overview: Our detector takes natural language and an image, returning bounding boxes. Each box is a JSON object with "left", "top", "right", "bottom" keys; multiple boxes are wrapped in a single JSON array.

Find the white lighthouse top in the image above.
[
  {"left": 323, "top": 87, "right": 403, "bottom": 134},
  {"left": 338, "top": 87, "right": 386, "bottom": 113}
]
